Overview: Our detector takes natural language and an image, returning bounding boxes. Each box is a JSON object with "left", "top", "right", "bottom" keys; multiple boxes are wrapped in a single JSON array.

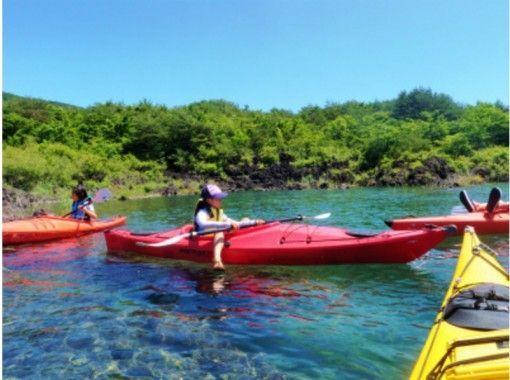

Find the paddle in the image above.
[
  {"left": 459, "top": 190, "right": 475, "bottom": 212},
  {"left": 62, "top": 188, "right": 113, "bottom": 217},
  {"left": 136, "top": 212, "right": 332, "bottom": 248},
  {"left": 455, "top": 187, "right": 503, "bottom": 215},
  {"left": 486, "top": 187, "right": 502, "bottom": 214}
]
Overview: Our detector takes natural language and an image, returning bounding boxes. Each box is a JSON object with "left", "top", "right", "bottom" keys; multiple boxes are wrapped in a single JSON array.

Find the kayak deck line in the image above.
[
  {"left": 455, "top": 235, "right": 510, "bottom": 282},
  {"left": 431, "top": 351, "right": 509, "bottom": 380}
]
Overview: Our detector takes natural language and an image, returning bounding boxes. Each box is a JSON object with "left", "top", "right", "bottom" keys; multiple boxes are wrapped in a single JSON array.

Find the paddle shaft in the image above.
[
  {"left": 136, "top": 213, "right": 330, "bottom": 247},
  {"left": 61, "top": 188, "right": 112, "bottom": 218},
  {"left": 187, "top": 214, "right": 307, "bottom": 239},
  {"left": 274, "top": 215, "right": 305, "bottom": 223},
  {"left": 189, "top": 215, "right": 303, "bottom": 237},
  {"left": 61, "top": 199, "right": 93, "bottom": 218}
]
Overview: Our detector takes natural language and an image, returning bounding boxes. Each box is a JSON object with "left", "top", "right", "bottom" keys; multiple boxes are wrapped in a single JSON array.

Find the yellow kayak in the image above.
[{"left": 410, "top": 227, "right": 509, "bottom": 380}]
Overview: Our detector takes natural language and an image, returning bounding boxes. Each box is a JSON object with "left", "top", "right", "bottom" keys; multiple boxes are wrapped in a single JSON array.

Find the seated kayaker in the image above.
[
  {"left": 194, "top": 184, "right": 263, "bottom": 270},
  {"left": 70, "top": 185, "right": 97, "bottom": 220}
]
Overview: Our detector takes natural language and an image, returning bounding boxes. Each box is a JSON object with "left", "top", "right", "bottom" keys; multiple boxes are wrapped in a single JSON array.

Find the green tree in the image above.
[
  {"left": 392, "top": 88, "right": 462, "bottom": 120},
  {"left": 456, "top": 103, "right": 509, "bottom": 148}
]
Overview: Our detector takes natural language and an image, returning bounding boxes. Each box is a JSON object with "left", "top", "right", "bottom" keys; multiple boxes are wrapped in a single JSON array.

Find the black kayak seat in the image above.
[
  {"left": 345, "top": 230, "right": 380, "bottom": 238},
  {"left": 443, "top": 283, "right": 509, "bottom": 331}
]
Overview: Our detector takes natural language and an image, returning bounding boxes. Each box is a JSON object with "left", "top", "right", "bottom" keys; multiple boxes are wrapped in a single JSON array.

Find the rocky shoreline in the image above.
[
  {"left": 3, "top": 154, "right": 496, "bottom": 222},
  {"left": 2, "top": 187, "right": 59, "bottom": 222},
  {"left": 218, "top": 156, "right": 483, "bottom": 190}
]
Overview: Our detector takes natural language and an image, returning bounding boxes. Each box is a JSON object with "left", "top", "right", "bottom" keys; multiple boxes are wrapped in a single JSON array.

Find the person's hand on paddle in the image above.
[
  {"left": 240, "top": 217, "right": 265, "bottom": 226},
  {"left": 231, "top": 222, "right": 241, "bottom": 230},
  {"left": 76, "top": 199, "right": 97, "bottom": 219}
]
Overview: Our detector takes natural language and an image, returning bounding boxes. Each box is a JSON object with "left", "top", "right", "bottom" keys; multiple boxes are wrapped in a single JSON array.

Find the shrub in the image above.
[{"left": 470, "top": 147, "right": 509, "bottom": 181}]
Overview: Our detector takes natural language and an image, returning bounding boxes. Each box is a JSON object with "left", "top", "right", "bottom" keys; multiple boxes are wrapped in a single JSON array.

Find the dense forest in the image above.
[{"left": 2, "top": 89, "right": 509, "bottom": 200}]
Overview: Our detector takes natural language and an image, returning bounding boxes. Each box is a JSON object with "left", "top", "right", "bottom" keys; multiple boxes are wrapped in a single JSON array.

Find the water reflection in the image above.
[
  {"left": 3, "top": 235, "right": 99, "bottom": 269},
  {"left": 105, "top": 250, "right": 444, "bottom": 334}
]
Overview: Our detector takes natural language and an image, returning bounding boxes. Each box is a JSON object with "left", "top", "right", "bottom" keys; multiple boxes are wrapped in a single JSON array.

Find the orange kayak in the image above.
[
  {"left": 3, "top": 216, "right": 127, "bottom": 245},
  {"left": 385, "top": 211, "right": 509, "bottom": 235},
  {"left": 471, "top": 202, "right": 509, "bottom": 213}
]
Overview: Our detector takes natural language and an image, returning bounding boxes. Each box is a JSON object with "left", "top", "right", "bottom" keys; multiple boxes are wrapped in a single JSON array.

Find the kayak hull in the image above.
[
  {"left": 3, "top": 216, "right": 127, "bottom": 245},
  {"left": 386, "top": 212, "right": 509, "bottom": 235},
  {"left": 472, "top": 202, "right": 509, "bottom": 213},
  {"left": 105, "top": 223, "right": 451, "bottom": 265},
  {"left": 410, "top": 228, "right": 509, "bottom": 379}
]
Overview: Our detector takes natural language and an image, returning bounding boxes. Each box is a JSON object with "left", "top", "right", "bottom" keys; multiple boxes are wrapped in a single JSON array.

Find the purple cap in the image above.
[{"left": 201, "top": 184, "right": 229, "bottom": 199}]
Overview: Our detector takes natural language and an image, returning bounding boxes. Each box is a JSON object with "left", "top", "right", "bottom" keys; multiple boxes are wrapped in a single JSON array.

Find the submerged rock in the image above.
[{"left": 145, "top": 293, "right": 180, "bottom": 306}]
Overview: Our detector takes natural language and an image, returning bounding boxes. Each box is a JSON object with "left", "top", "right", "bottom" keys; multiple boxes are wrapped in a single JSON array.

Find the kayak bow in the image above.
[
  {"left": 410, "top": 227, "right": 509, "bottom": 380},
  {"left": 385, "top": 212, "right": 509, "bottom": 235}
]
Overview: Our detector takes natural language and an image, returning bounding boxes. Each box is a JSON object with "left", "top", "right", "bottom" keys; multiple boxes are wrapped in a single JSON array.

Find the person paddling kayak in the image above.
[
  {"left": 70, "top": 185, "right": 97, "bottom": 220},
  {"left": 194, "top": 184, "right": 263, "bottom": 270}
]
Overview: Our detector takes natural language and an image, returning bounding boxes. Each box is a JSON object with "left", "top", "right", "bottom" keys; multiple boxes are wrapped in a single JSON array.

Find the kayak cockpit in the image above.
[{"left": 443, "top": 283, "right": 509, "bottom": 331}]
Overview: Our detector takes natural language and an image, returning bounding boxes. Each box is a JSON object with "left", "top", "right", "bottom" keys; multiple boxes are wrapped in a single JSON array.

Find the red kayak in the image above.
[
  {"left": 3, "top": 216, "right": 127, "bottom": 245},
  {"left": 104, "top": 223, "right": 453, "bottom": 265},
  {"left": 385, "top": 211, "right": 509, "bottom": 235}
]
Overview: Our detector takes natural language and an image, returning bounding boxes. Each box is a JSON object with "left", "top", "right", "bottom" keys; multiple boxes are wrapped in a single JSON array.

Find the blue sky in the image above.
[{"left": 3, "top": 0, "right": 508, "bottom": 111}]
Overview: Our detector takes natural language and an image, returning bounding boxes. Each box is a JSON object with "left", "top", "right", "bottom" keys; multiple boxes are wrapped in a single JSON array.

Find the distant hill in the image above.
[
  {"left": 2, "top": 88, "right": 508, "bottom": 204},
  {"left": 3, "top": 92, "right": 81, "bottom": 109}
]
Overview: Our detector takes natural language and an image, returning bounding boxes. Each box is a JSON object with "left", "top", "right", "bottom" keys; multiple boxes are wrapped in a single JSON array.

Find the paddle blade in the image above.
[
  {"left": 136, "top": 233, "right": 189, "bottom": 247},
  {"left": 486, "top": 187, "right": 502, "bottom": 213},
  {"left": 459, "top": 190, "right": 475, "bottom": 212},
  {"left": 92, "top": 188, "right": 112, "bottom": 203},
  {"left": 312, "top": 212, "right": 331, "bottom": 220}
]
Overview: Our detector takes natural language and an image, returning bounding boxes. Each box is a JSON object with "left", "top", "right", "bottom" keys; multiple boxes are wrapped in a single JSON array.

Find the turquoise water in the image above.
[{"left": 3, "top": 184, "right": 508, "bottom": 379}]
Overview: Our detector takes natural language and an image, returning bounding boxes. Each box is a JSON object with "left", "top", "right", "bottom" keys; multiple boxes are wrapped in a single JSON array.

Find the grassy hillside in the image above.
[{"left": 3, "top": 89, "right": 508, "bottom": 203}]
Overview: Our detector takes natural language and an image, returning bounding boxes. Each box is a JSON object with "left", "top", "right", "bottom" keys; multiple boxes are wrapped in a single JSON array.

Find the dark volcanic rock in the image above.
[
  {"left": 2, "top": 187, "right": 56, "bottom": 222},
  {"left": 161, "top": 185, "right": 178, "bottom": 196},
  {"left": 372, "top": 156, "right": 455, "bottom": 187},
  {"left": 408, "top": 157, "right": 454, "bottom": 185},
  {"left": 225, "top": 159, "right": 352, "bottom": 191}
]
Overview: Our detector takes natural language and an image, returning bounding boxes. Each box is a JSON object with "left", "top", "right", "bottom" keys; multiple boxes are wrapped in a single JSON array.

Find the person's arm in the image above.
[
  {"left": 196, "top": 209, "right": 232, "bottom": 231},
  {"left": 228, "top": 214, "right": 265, "bottom": 227},
  {"left": 223, "top": 213, "right": 238, "bottom": 224},
  {"left": 238, "top": 219, "right": 265, "bottom": 227},
  {"left": 223, "top": 213, "right": 243, "bottom": 230},
  {"left": 82, "top": 204, "right": 97, "bottom": 219}
]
